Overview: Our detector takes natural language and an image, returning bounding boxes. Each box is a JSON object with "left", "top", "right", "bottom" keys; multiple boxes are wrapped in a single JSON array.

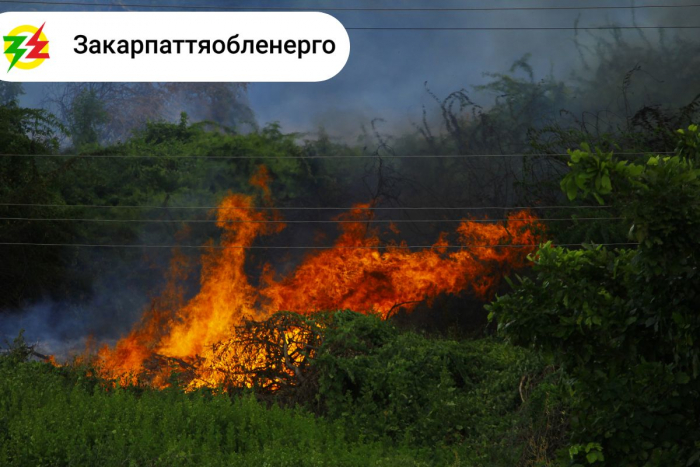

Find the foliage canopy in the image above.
[{"left": 489, "top": 125, "right": 700, "bottom": 466}]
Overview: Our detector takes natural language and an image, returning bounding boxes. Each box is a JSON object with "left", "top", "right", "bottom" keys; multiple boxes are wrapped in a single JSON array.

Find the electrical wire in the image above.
[
  {"left": 0, "top": 241, "right": 639, "bottom": 249},
  {"left": 0, "top": 0, "right": 698, "bottom": 12},
  {"left": 346, "top": 26, "right": 700, "bottom": 30},
  {"left": 0, "top": 203, "right": 615, "bottom": 210},
  {"left": 0, "top": 152, "right": 671, "bottom": 159},
  {"left": 0, "top": 216, "right": 624, "bottom": 224}
]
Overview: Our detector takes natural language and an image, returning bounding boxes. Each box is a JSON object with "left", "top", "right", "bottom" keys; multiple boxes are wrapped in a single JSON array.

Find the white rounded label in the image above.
[{"left": 0, "top": 12, "right": 350, "bottom": 82}]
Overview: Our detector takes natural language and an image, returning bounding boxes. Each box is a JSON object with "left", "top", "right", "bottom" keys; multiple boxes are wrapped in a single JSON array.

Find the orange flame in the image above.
[{"left": 96, "top": 168, "right": 544, "bottom": 388}]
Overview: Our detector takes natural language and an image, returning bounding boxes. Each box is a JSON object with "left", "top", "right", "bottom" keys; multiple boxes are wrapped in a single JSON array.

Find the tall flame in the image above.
[{"left": 97, "top": 168, "right": 544, "bottom": 388}]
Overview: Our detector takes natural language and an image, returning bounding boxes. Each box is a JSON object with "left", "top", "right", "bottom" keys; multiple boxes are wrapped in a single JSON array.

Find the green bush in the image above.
[
  {"left": 1, "top": 314, "right": 565, "bottom": 467},
  {"left": 311, "top": 311, "right": 555, "bottom": 465},
  {"left": 489, "top": 125, "right": 700, "bottom": 466},
  {"left": 0, "top": 352, "right": 436, "bottom": 466}
]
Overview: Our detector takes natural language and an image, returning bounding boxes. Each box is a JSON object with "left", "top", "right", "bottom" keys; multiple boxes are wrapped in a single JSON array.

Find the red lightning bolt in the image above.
[{"left": 25, "top": 23, "right": 49, "bottom": 60}]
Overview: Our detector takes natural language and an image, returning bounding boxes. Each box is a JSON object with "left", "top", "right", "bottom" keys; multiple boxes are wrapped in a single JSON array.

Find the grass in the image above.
[
  {"left": 0, "top": 326, "right": 566, "bottom": 467},
  {"left": 0, "top": 358, "right": 439, "bottom": 466}
]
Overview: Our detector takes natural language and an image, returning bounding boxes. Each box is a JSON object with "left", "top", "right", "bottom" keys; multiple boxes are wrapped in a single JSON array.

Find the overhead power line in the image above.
[
  {"left": 0, "top": 3, "right": 696, "bottom": 29},
  {"left": 0, "top": 152, "right": 670, "bottom": 160},
  {"left": 0, "top": 0, "right": 698, "bottom": 12},
  {"left": 347, "top": 26, "right": 700, "bottom": 30},
  {"left": 0, "top": 241, "right": 639, "bottom": 250},
  {"left": 0, "top": 216, "right": 624, "bottom": 224},
  {"left": 0, "top": 203, "right": 614, "bottom": 210}
]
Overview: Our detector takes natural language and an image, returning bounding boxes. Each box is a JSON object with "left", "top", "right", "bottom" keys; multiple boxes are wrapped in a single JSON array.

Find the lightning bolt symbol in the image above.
[
  {"left": 25, "top": 23, "right": 49, "bottom": 60},
  {"left": 3, "top": 35, "right": 27, "bottom": 72}
]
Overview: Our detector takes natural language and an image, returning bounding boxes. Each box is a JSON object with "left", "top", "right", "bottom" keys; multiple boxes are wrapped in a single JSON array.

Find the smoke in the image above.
[
  {"left": 0, "top": 234, "right": 191, "bottom": 359},
  {"left": 247, "top": 1, "right": 700, "bottom": 139},
  {"left": 8, "top": 1, "right": 700, "bottom": 139},
  {"left": 0, "top": 301, "right": 108, "bottom": 359}
]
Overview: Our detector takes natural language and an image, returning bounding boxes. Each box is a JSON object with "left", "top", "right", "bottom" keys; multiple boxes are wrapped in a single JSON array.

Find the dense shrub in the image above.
[
  {"left": 0, "top": 350, "right": 431, "bottom": 466},
  {"left": 1, "top": 313, "right": 565, "bottom": 466},
  {"left": 309, "top": 311, "right": 563, "bottom": 465},
  {"left": 489, "top": 126, "right": 700, "bottom": 465}
]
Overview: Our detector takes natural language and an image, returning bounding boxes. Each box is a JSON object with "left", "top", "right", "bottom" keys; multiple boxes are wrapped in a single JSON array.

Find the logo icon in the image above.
[{"left": 4, "top": 23, "right": 50, "bottom": 72}]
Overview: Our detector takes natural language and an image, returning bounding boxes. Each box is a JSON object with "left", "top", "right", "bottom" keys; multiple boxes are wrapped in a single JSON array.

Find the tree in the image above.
[
  {"left": 0, "top": 82, "right": 24, "bottom": 106},
  {"left": 488, "top": 125, "right": 700, "bottom": 465},
  {"left": 0, "top": 100, "right": 81, "bottom": 309},
  {"left": 44, "top": 83, "right": 252, "bottom": 142},
  {"left": 68, "top": 89, "right": 108, "bottom": 148}
]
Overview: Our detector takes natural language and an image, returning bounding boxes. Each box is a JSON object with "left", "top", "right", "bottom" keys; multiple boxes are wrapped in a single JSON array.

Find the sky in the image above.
[{"left": 5, "top": 0, "right": 700, "bottom": 137}]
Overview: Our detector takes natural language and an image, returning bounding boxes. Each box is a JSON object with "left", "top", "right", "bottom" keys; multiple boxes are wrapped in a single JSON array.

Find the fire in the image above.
[
  {"left": 261, "top": 206, "right": 541, "bottom": 318},
  {"left": 96, "top": 167, "right": 544, "bottom": 388}
]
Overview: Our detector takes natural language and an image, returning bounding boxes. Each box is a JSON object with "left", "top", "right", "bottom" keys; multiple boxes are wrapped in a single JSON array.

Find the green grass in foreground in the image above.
[
  {"left": 0, "top": 359, "right": 427, "bottom": 466},
  {"left": 0, "top": 331, "right": 563, "bottom": 467}
]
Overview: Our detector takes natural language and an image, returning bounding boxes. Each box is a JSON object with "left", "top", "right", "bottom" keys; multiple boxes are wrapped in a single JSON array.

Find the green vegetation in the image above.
[
  {"left": 1, "top": 318, "right": 560, "bottom": 466},
  {"left": 0, "top": 354, "right": 417, "bottom": 466},
  {"left": 489, "top": 126, "right": 700, "bottom": 465},
  {"left": 0, "top": 99, "right": 364, "bottom": 309}
]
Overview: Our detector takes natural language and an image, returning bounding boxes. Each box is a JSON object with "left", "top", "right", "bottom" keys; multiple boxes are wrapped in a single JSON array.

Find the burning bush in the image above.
[
  {"left": 1, "top": 315, "right": 561, "bottom": 466},
  {"left": 95, "top": 168, "right": 545, "bottom": 390},
  {"left": 164, "top": 310, "right": 553, "bottom": 451},
  {"left": 194, "top": 311, "right": 328, "bottom": 399}
]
